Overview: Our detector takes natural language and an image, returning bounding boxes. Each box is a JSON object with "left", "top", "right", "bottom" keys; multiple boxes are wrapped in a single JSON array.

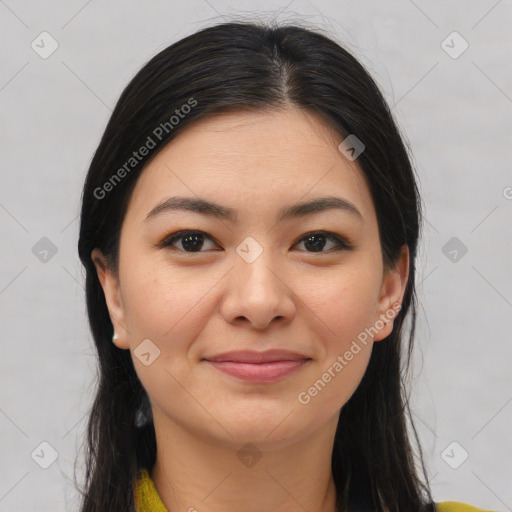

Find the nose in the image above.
[{"left": 219, "top": 250, "right": 296, "bottom": 330}]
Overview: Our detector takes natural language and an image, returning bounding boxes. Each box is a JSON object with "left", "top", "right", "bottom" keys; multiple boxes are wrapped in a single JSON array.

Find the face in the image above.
[{"left": 92, "top": 107, "right": 409, "bottom": 449}]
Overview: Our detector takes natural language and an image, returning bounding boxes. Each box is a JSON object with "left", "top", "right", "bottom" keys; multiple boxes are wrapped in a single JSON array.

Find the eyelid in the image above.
[
  {"left": 157, "top": 229, "right": 356, "bottom": 253},
  {"left": 155, "top": 230, "right": 220, "bottom": 250},
  {"left": 293, "top": 230, "right": 355, "bottom": 250}
]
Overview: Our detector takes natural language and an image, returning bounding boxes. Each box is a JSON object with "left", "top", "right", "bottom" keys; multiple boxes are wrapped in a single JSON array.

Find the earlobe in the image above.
[
  {"left": 373, "top": 245, "right": 409, "bottom": 342},
  {"left": 90, "top": 248, "right": 130, "bottom": 349}
]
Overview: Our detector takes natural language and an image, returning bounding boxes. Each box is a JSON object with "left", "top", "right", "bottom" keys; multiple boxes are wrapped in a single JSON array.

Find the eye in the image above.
[
  {"left": 159, "top": 230, "right": 353, "bottom": 254},
  {"left": 159, "top": 230, "right": 218, "bottom": 253},
  {"left": 293, "top": 231, "right": 353, "bottom": 253}
]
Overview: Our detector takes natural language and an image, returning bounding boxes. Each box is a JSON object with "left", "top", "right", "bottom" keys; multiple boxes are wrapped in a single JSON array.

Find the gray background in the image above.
[{"left": 1, "top": 1, "right": 511, "bottom": 511}]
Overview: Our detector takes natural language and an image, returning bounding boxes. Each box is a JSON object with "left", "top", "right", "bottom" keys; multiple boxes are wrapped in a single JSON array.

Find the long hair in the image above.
[{"left": 76, "top": 21, "right": 433, "bottom": 511}]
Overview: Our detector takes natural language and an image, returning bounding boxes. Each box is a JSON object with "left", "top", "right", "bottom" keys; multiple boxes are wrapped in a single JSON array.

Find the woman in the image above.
[{"left": 76, "top": 21, "right": 494, "bottom": 512}]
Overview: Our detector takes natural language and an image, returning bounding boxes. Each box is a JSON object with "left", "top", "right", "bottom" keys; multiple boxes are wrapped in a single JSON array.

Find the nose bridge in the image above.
[
  {"left": 235, "top": 235, "right": 284, "bottom": 297},
  {"left": 221, "top": 235, "right": 295, "bottom": 327}
]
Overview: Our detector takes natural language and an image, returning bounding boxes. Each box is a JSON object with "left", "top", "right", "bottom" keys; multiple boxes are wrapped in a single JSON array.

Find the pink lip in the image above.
[
  {"left": 204, "top": 349, "right": 309, "bottom": 363},
  {"left": 203, "top": 350, "right": 311, "bottom": 383},
  {"left": 206, "top": 359, "right": 309, "bottom": 382}
]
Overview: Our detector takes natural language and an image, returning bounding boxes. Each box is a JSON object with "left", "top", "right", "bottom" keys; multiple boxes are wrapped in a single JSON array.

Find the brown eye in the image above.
[
  {"left": 161, "top": 230, "right": 218, "bottom": 253},
  {"left": 294, "top": 231, "right": 353, "bottom": 253},
  {"left": 159, "top": 229, "right": 353, "bottom": 254}
]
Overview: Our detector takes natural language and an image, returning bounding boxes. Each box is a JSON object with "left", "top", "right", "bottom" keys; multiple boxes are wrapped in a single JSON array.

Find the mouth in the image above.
[{"left": 202, "top": 350, "right": 311, "bottom": 383}]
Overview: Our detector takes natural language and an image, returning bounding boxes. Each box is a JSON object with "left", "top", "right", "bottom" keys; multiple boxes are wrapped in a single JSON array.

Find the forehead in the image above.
[{"left": 123, "top": 108, "right": 377, "bottom": 227}]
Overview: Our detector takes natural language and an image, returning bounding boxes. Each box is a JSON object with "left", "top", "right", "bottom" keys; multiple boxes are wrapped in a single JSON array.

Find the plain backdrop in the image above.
[{"left": 1, "top": 1, "right": 511, "bottom": 511}]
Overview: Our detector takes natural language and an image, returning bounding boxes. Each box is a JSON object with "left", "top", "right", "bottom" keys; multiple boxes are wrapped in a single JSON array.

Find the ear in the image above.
[
  {"left": 91, "top": 248, "right": 130, "bottom": 349},
  {"left": 372, "top": 244, "right": 409, "bottom": 342}
]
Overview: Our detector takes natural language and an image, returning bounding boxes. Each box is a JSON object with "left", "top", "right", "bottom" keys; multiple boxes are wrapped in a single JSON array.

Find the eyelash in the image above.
[{"left": 158, "top": 230, "right": 354, "bottom": 254}]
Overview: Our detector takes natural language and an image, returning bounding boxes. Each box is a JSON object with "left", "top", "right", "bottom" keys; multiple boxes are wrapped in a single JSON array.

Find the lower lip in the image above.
[{"left": 206, "top": 359, "right": 309, "bottom": 383}]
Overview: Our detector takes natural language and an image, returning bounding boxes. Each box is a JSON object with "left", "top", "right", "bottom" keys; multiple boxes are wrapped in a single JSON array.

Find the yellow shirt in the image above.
[{"left": 134, "top": 468, "right": 496, "bottom": 512}]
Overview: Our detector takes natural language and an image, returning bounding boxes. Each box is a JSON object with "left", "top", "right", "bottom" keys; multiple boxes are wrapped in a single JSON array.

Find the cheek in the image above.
[
  {"left": 119, "top": 260, "right": 224, "bottom": 390},
  {"left": 121, "top": 264, "right": 212, "bottom": 416},
  {"left": 120, "top": 257, "right": 206, "bottom": 338},
  {"left": 303, "top": 264, "right": 381, "bottom": 345},
  {"left": 298, "top": 343, "right": 372, "bottom": 415},
  {"left": 296, "top": 273, "right": 377, "bottom": 413}
]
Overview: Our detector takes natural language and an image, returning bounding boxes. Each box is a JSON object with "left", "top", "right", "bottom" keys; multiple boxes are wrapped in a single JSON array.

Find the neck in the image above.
[{"left": 150, "top": 410, "right": 340, "bottom": 512}]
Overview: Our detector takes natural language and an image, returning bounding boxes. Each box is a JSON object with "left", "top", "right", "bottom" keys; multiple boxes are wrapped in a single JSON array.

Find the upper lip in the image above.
[{"left": 204, "top": 349, "right": 310, "bottom": 363}]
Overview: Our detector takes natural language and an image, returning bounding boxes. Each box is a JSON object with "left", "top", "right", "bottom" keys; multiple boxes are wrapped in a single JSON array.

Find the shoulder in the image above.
[
  {"left": 134, "top": 468, "right": 169, "bottom": 512},
  {"left": 436, "top": 501, "right": 498, "bottom": 512},
  {"left": 134, "top": 473, "right": 496, "bottom": 512}
]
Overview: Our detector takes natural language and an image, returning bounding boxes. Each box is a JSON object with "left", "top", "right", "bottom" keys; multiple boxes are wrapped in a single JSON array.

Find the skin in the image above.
[{"left": 92, "top": 107, "right": 409, "bottom": 512}]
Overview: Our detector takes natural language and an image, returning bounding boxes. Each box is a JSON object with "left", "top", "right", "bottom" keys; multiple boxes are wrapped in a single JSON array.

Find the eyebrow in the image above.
[{"left": 144, "top": 195, "right": 363, "bottom": 224}]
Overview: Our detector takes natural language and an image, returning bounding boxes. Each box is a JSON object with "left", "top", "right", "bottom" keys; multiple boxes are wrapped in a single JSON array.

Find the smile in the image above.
[{"left": 205, "top": 359, "right": 310, "bottom": 383}]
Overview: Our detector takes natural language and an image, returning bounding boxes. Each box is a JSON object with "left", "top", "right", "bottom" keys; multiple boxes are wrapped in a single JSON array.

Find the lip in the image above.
[
  {"left": 204, "top": 349, "right": 309, "bottom": 363},
  {"left": 206, "top": 360, "right": 309, "bottom": 382},
  {"left": 203, "top": 350, "right": 311, "bottom": 383}
]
